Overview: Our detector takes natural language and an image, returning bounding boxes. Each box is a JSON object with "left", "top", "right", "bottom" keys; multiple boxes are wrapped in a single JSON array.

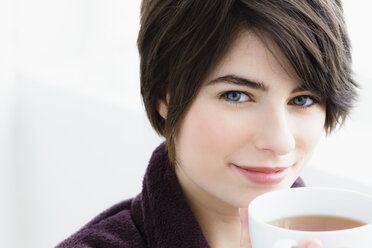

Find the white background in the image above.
[{"left": 0, "top": 1, "right": 371, "bottom": 248}]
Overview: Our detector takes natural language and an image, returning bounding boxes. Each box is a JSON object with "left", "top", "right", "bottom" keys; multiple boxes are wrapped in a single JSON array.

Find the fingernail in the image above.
[{"left": 308, "top": 239, "right": 323, "bottom": 248}]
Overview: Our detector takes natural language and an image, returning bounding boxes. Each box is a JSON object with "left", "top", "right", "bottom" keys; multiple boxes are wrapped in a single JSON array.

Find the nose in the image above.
[{"left": 253, "top": 107, "right": 295, "bottom": 156}]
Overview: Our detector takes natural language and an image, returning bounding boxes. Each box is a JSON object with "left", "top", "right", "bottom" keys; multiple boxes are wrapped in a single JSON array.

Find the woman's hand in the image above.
[
  {"left": 295, "top": 239, "right": 322, "bottom": 248},
  {"left": 238, "top": 208, "right": 323, "bottom": 248}
]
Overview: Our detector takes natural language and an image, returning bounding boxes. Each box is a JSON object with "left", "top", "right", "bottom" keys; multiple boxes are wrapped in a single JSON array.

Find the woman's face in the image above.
[{"left": 173, "top": 30, "right": 326, "bottom": 207}]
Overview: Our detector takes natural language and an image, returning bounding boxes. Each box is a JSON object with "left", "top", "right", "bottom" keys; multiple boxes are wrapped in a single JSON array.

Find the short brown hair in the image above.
[{"left": 137, "top": 0, "right": 358, "bottom": 165}]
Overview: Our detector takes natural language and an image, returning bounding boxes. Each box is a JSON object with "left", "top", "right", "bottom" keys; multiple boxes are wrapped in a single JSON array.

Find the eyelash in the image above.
[
  {"left": 220, "top": 91, "right": 320, "bottom": 109},
  {"left": 289, "top": 95, "right": 319, "bottom": 109},
  {"left": 219, "top": 91, "right": 252, "bottom": 105}
]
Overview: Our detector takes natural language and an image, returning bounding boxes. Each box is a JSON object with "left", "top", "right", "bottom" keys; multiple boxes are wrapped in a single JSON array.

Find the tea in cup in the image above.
[{"left": 248, "top": 187, "right": 372, "bottom": 248}]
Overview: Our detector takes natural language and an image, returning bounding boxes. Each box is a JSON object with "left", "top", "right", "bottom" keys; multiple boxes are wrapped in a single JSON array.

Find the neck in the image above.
[{"left": 175, "top": 166, "right": 242, "bottom": 248}]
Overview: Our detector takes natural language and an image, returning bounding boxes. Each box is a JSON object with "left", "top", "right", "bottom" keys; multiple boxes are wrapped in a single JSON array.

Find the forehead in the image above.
[{"left": 203, "top": 29, "right": 302, "bottom": 90}]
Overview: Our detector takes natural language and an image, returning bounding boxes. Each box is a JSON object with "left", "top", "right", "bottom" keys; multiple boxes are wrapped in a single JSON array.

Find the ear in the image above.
[{"left": 156, "top": 93, "right": 170, "bottom": 119}]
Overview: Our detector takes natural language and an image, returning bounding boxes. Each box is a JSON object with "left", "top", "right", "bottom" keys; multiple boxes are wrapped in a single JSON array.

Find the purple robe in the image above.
[{"left": 56, "top": 143, "right": 304, "bottom": 247}]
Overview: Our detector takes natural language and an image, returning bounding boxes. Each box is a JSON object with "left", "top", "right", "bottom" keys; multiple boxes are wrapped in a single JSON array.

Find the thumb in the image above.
[
  {"left": 296, "top": 239, "right": 322, "bottom": 248},
  {"left": 239, "top": 208, "right": 251, "bottom": 248}
]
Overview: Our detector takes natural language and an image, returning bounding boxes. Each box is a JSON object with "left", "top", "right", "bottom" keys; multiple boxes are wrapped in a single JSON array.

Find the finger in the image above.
[
  {"left": 239, "top": 208, "right": 251, "bottom": 248},
  {"left": 296, "top": 239, "right": 322, "bottom": 248}
]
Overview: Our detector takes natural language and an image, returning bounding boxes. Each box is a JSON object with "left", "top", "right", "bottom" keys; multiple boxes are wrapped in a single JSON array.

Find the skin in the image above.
[{"left": 158, "top": 30, "right": 326, "bottom": 247}]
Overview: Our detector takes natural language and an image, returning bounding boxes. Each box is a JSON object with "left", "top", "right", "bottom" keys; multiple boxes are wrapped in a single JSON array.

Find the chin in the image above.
[{"left": 236, "top": 180, "right": 298, "bottom": 208}]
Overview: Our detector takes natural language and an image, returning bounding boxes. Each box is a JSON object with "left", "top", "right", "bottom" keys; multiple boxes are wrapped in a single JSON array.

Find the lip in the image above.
[{"left": 233, "top": 164, "right": 290, "bottom": 185}]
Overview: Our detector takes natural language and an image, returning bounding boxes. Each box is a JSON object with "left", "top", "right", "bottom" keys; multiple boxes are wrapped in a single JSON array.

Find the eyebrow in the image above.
[
  {"left": 208, "top": 75, "right": 268, "bottom": 91},
  {"left": 207, "top": 74, "right": 305, "bottom": 94}
]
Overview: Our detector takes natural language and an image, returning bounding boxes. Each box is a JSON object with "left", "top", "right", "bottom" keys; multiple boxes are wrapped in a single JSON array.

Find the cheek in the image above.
[
  {"left": 294, "top": 109, "right": 326, "bottom": 157},
  {"left": 176, "top": 101, "right": 244, "bottom": 166}
]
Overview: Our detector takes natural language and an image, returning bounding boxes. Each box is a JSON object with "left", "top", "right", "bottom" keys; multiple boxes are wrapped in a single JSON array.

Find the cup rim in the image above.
[{"left": 248, "top": 187, "right": 372, "bottom": 234}]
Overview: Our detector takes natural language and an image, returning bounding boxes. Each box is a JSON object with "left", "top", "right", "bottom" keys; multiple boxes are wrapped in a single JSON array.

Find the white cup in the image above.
[{"left": 248, "top": 187, "right": 372, "bottom": 248}]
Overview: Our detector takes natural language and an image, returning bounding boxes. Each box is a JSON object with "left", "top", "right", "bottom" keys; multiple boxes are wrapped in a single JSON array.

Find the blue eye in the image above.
[
  {"left": 222, "top": 91, "right": 250, "bottom": 102},
  {"left": 291, "top": 95, "right": 315, "bottom": 107}
]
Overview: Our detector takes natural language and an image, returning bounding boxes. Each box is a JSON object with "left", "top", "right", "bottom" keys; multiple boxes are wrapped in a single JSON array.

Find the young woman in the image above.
[{"left": 57, "top": 0, "right": 358, "bottom": 247}]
